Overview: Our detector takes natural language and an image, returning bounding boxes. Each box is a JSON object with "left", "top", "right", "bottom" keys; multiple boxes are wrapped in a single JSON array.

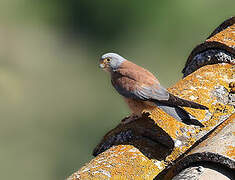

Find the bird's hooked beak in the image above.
[
  {"left": 99, "top": 62, "right": 105, "bottom": 69},
  {"left": 99, "top": 58, "right": 109, "bottom": 69},
  {"left": 99, "top": 58, "right": 105, "bottom": 69}
]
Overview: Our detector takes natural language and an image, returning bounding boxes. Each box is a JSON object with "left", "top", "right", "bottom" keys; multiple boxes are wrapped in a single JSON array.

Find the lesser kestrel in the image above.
[{"left": 99, "top": 53, "right": 208, "bottom": 125}]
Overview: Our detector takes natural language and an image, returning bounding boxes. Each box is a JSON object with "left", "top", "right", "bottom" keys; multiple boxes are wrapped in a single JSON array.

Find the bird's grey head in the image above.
[{"left": 99, "top": 53, "right": 126, "bottom": 72}]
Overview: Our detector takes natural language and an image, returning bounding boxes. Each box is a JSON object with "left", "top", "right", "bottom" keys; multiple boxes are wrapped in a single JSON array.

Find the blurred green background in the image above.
[{"left": 0, "top": 0, "right": 234, "bottom": 179}]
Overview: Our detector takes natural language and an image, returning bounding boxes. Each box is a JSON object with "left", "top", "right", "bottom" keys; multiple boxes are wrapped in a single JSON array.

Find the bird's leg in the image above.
[{"left": 121, "top": 114, "right": 141, "bottom": 124}]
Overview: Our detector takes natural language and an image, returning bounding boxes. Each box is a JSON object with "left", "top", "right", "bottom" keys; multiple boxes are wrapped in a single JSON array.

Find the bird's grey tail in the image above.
[
  {"left": 155, "top": 101, "right": 204, "bottom": 127},
  {"left": 160, "top": 93, "right": 208, "bottom": 110}
]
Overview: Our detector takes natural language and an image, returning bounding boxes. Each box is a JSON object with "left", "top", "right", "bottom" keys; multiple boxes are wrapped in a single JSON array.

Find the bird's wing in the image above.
[
  {"left": 111, "top": 76, "right": 169, "bottom": 101},
  {"left": 135, "top": 84, "right": 170, "bottom": 101}
]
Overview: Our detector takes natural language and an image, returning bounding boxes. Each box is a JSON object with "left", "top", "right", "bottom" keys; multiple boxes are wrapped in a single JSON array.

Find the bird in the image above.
[{"left": 99, "top": 52, "right": 208, "bottom": 126}]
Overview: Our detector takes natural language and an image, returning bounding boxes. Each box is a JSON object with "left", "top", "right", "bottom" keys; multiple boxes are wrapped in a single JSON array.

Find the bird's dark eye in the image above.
[{"left": 106, "top": 58, "right": 111, "bottom": 62}]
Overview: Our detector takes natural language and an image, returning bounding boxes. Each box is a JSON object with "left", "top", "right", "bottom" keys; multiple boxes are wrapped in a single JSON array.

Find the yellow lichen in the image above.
[
  {"left": 207, "top": 24, "right": 235, "bottom": 47},
  {"left": 150, "top": 107, "right": 183, "bottom": 139},
  {"left": 226, "top": 145, "right": 235, "bottom": 158}
]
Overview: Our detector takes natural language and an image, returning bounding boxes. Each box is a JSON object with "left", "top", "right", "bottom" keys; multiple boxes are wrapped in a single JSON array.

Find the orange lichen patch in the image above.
[
  {"left": 111, "top": 175, "right": 142, "bottom": 180},
  {"left": 206, "top": 23, "right": 235, "bottom": 48},
  {"left": 202, "top": 116, "right": 220, "bottom": 130},
  {"left": 185, "top": 108, "right": 207, "bottom": 121},
  {"left": 225, "top": 145, "right": 235, "bottom": 158},
  {"left": 211, "top": 103, "right": 234, "bottom": 115},
  {"left": 68, "top": 145, "right": 162, "bottom": 180},
  {"left": 150, "top": 107, "right": 184, "bottom": 139},
  {"left": 169, "top": 64, "right": 233, "bottom": 120},
  {"left": 108, "top": 145, "right": 162, "bottom": 179},
  {"left": 203, "top": 104, "right": 234, "bottom": 130},
  {"left": 166, "top": 147, "right": 186, "bottom": 162},
  {"left": 165, "top": 148, "right": 181, "bottom": 162},
  {"left": 165, "top": 136, "right": 197, "bottom": 163}
]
